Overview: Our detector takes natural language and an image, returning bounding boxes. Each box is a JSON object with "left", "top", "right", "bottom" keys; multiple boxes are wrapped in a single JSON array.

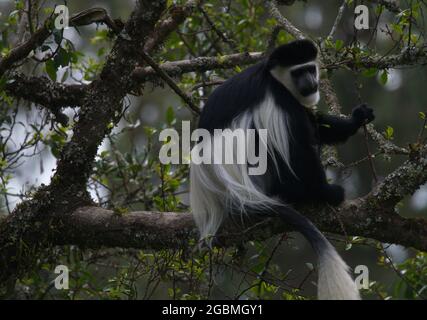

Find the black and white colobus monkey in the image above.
[{"left": 190, "top": 39, "right": 375, "bottom": 300}]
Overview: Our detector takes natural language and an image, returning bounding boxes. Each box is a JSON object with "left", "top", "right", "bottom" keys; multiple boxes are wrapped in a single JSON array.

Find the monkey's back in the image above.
[{"left": 198, "top": 62, "right": 269, "bottom": 132}]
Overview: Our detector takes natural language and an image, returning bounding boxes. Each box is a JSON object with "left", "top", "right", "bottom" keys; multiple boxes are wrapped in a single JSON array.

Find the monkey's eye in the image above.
[
  {"left": 290, "top": 65, "right": 319, "bottom": 97},
  {"left": 291, "top": 65, "right": 317, "bottom": 78}
]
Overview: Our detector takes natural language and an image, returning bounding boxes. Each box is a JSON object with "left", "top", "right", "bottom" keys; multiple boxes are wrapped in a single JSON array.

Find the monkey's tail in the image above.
[
  {"left": 190, "top": 130, "right": 360, "bottom": 299},
  {"left": 273, "top": 205, "right": 361, "bottom": 300}
]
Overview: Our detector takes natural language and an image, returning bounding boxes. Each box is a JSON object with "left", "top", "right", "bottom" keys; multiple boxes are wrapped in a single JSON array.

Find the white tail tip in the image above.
[{"left": 317, "top": 245, "right": 361, "bottom": 300}]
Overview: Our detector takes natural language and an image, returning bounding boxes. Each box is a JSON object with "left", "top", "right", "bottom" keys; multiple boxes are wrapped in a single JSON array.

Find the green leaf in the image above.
[
  {"left": 335, "top": 39, "right": 344, "bottom": 51},
  {"left": 70, "top": 51, "right": 84, "bottom": 64},
  {"left": 384, "top": 126, "right": 394, "bottom": 140},
  {"left": 391, "top": 23, "right": 403, "bottom": 35},
  {"left": 54, "top": 47, "right": 71, "bottom": 68},
  {"left": 45, "top": 59, "right": 57, "bottom": 81},
  {"left": 362, "top": 68, "right": 378, "bottom": 78},
  {"left": 419, "top": 112, "right": 426, "bottom": 120},
  {"left": 0, "top": 76, "right": 6, "bottom": 91},
  {"left": 375, "top": 4, "right": 385, "bottom": 15},
  {"left": 324, "top": 38, "right": 333, "bottom": 49},
  {"left": 166, "top": 106, "right": 175, "bottom": 126},
  {"left": 15, "top": 0, "right": 24, "bottom": 10},
  {"left": 53, "top": 28, "right": 63, "bottom": 45},
  {"left": 380, "top": 70, "right": 388, "bottom": 85},
  {"left": 143, "top": 126, "right": 157, "bottom": 137},
  {"left": 60, "top": 68, "right": 69, "bottom": 83}
]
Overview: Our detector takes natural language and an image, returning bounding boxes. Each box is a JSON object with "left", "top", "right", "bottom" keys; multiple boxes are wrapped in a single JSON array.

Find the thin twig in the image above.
[
  {"left": 266, "top": 0, "right": 305, "bottom": 40},
  {"left": 267, "top": 25, "right": 283, "bottom": 53},
  {"left": 417, "top": 112, "right": 427, "bottom": 144},
  {"left": 140, "top": 50, "right": 200, "bottom": 115},
  {"left": 190, "top": 79, "right": 224, "bottom": 92},
  {"left": 328, "top": 0, "right": 347, "bottom": 40},
  {"left": 363, "top": 123, "right": 379, "bottom": 183},
  {"left": 198, "top": 4, "right": 237, "bottom": 50},
  {"left": 354, "top": 77, "right": 379, "bottom": 183},
  {"left": 381, "top": 247, "right": 426, "bottom": 299}
]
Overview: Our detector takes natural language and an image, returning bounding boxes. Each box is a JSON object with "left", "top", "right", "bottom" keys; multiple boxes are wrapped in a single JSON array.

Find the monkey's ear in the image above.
[
  {"left": 266, "top": 56, "right": 279, "bottom": 70},
  {"left": 267, "top": 39, "right": 318, "bottom": 68},
  {"left": 266, "top": 46, "right": 284, "bottom": 69}
]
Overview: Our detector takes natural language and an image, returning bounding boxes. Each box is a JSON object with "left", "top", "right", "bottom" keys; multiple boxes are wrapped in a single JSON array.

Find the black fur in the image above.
[
  {"left": 194, "top": 41, "right": 372, "bottom": 298},
  {"left": 267, "top": 39, "right": 318, "bottom": 68},
  {"left": 198, "top": 62, "right": 268, "bottom": 132},
  {"left": 198, "top": 41, "right": 375, "bottom": 207}
]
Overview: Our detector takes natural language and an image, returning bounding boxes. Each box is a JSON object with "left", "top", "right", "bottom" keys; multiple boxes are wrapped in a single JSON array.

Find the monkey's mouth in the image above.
[
  {"left": 299, "top": 83, "right": 319, "bottom": 97},
  {"left": 293, "top": 77, "right": 319, "bottom": 97}
]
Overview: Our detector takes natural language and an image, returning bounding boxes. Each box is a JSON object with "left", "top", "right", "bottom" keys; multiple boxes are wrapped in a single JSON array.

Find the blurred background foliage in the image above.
[{"left": 0, "top": 0, "right": 426, "bottom": 299}]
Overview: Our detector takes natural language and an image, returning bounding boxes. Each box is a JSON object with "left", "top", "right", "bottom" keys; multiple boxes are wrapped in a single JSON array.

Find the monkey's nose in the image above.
[{"left": 300, "top": 82, "right": 318, "bottom": 97}]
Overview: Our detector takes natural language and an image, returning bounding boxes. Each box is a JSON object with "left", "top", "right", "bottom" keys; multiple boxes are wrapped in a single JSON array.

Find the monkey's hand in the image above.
[
  {"left": 320, "top": 184, "right": 345, "bottom": 206},
  {"left": 351, "top": 104, "right": 375, "bottom": 126}
]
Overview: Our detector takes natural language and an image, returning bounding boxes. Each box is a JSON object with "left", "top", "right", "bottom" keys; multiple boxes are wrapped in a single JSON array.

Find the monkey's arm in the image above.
[{"left": 316, "top": 104, "right": 375, "bottom": 145}]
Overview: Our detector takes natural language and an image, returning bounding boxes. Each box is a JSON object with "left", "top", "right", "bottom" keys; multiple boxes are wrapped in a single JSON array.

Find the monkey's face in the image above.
[
  {"left": 270, "top": 61, "right": 320, "bottom": 107},
  {"left": 291, "top": 64, "right": 319, "bottom": 97}
]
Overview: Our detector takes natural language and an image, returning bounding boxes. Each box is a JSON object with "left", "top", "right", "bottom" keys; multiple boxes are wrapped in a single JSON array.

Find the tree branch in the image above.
[
  {"left": 328, "top": 0, "right": 347, "bottom": 40},
  {"left": 132, "top": 52, "right": 264, "bottom": 80},
  {"left": 0, "top": 20, "right": 51, "bottom": 77},
  {"left": 371, "top": 0, "right": 402, "bottom": 14},
  {"left": 266, "top": 0, "right": 305, "bottom": 40},
  {"left": 0, "top": 147, "right": 422, "bottom": 260},
  {"left": 69, "top": 8, "right": 124, "bottom": 34},
  {"left": 143, "top": 0, "right": 198, "bottom": 53},
  {"left": 5, "top": 73, "right": 86, "bottom": 108},
  {"left": 55, "top": 147, "right": 427, "bottom": 252},
  {"left": 0, "top": 0, "right": 175, "bottom": 286},
  {"left": 56, "top": 201, "right": 427, "bottom": 252},
  {"left": 0, "top": 7, "right": 126, "bottom": 78}
]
